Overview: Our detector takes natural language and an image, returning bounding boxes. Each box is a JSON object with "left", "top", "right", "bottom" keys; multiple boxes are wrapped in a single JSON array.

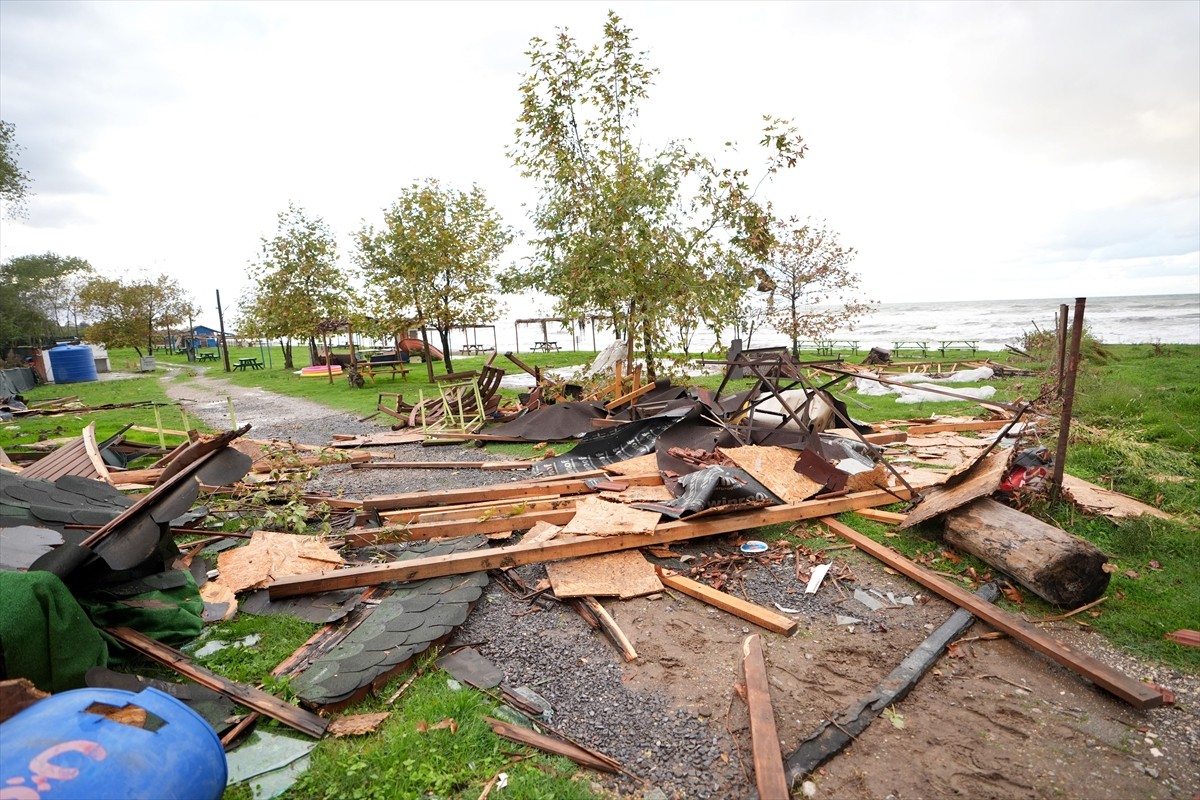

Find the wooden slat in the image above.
[
  {"left": 106, "top": 626, "right": 329, "bottom": 737},
  {"left": 350, "top": 460, "right": 531, "bottom": 471},
  {"left": 818, "top": 517, "right": 1163, "bottom": 709},
  {"left": 270, "top": 487, "right": 912, "bottom": 598},
  {"left": 483, "top": 717, "right": 617, "bottom": 773},
  {"left": 343, "top": 508, "right": 578, "bottom": 546},
  {"left": 659, "top": 570, "right": 798, "bottom": 635},
  {"left": 742, "top": 634, "right": 789, "bottom": 800},
  {"left": 854, "top": 508, "right": 906, "bottom": 525},
  {"left": 579, "top": 596, "right": 638, "bottom": 661},
  {"left": 81, "top": 422, "right": 113, "bottom": 482},
  {"left": 362, "top": 473, "right": 662, "bottom": 512},
  {"left": 906, "top": 419, "right": 1009, "bottom": 436},
  {"left": 604, "top": 380, "right": 660, "bottom": 410}
]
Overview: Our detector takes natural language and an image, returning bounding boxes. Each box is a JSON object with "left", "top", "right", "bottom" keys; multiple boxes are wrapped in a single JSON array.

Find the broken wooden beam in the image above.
[
  {"left": 107, "top": 626, "right": 329, "bottom": 737},
  {"left": 784, "top": 583, "right": 1000, "bottom": 783},
  {"left": 742, "top": 634, "right": 789, "bottom": 800},
  {"left": 818, "top": 517, "right": 1163, "bottom": 709},
  {"left": 343, "top": 508, "right": 578, "bottom": 546},
  {"left": 270, "top": 488, "right": 914, "bottom": 598},
  {"left": 943, "top": 497, "right": 1110, "bottom": 607},
  {"left": 658, "top": 570, "right": 798, "bottom": 636},
  {"left": 905, "top": 419, "right": 1010, "bottom": 436},
  {"left": 483, "top": 716, "right": 618, "bottom": 773},
  {"left": 580, "top": 596, "right": 637, "bottom": 661},
  {"left": 854, "top": 508, "right": 906, "bottom": 525}
]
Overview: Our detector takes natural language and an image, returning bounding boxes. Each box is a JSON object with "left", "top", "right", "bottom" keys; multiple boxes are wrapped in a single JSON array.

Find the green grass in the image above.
[{"left": 0, "top": 371, "right": 196, "bottom": 457}]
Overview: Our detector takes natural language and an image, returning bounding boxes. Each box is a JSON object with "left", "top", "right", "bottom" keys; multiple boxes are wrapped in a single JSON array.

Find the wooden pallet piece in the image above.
[
  {"left": 818, "top": 517, "right": 1163, "bottom": 709},
  {"left": 270, "top": 487, "right": 913, "bottom": 598}
]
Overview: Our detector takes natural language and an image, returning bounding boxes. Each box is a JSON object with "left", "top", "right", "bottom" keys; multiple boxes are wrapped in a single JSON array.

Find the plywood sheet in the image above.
[
  {"left": 721, "top": 445, "right": 822, "bottom": 504},
  {"left": 898, "top": 448, "right": 1010, "bottom": 529},
  {"left": 216, "top": 531, "right": 345, "bottom": 593},
  {"left": 1062, "top": 474, "right": 1170, "bottom": 520},
  {"left": 522, "top": 520, "right": 564, "bottom": 545},
  {"left": 559, "top": 496, "right": 659, "bottom": 537},
  {"left": 546, "top": 550, "right": 663, "bottom": 599}
]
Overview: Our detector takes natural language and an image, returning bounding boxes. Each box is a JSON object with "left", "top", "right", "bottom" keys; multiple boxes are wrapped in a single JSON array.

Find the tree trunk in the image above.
[
  {"left": 943, "top": 497, "right": 1110, "bottom": 607},
  {"left": 437, "top": 327, "right": 453, "bottom": 374},
  {"left": 280, "top": 338, "right": 294, "bottom": 370}
]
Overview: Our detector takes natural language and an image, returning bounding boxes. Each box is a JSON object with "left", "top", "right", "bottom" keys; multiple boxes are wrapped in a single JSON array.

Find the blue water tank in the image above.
[
  {"left": 47, "top": 345, "right": 99, "bottom": 384},
  {"left": 0, "top": 687, "right": 227, "bottom": 799}
]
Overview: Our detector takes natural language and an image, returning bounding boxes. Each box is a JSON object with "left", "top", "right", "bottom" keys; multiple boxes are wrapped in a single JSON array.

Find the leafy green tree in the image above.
[
  {"left": 77, "top": 273, "right": 196, "bottom": 357},
  {"left": 0, "top": 253, "right": 92, "bottom": 351},
  {"left": 0, "top": 120, "right": 33, "bottom": 218},
  {"left": 504, "top": 12, "right": 806, "bottom": 376},
  {"left": 240, "top": 203, "right": 350, "bottom": 369},
  {"left": 761, "top": 219, "right": 873, "bottom": 358},
  {"left": 354, "top": 180, "right": 512, "bottom": 374}
]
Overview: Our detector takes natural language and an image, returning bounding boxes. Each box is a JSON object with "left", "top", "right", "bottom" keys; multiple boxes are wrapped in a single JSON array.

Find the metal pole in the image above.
[
  {"left": 216, "top": 290, "right": 232, "bottom": 373},
  {"left": 1055, "top": 303, "right": 1069, "bottom": 398},
  {"left": 1052, "top": 297, "right": 1086, "bottom": 497}
]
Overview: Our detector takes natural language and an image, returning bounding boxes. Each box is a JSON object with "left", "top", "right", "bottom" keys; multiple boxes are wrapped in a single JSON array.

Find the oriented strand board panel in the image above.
[
  {"left": 600, "top": 484, "right": 674, "bottom": 503},
  {"left": 721, "top": 445, "right": 822, "bottom": 504},
  {"left": 547, "top": 550, "right": 664, "bottom": 599},
  {"left": 605, "top": 452, "right": 660, "bottom": 476},
  {"left": 898, "top": 448, "right": 1010, "bottom": 530},
  {"left": 216, "top": 531, "right": 345, "bottom": 593},
  {"left": 559, "top": 496, "right": 659, "bottom": 537}
]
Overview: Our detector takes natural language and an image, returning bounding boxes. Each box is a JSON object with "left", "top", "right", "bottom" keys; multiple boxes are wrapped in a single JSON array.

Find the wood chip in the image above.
[
  {"left": 559, "top": 496, "right": 659, "bottom": 537},
  {"left": 522, "top": 521, "right": 563, "bottom": 546},
  {"left": 328, "top": 712, "right": 391, "bottom": 736}
]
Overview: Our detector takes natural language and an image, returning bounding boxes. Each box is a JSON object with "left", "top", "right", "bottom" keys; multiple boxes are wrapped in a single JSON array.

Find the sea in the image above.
[{"left": 470, "top": 293, "right": 1200, "bottom": 355}]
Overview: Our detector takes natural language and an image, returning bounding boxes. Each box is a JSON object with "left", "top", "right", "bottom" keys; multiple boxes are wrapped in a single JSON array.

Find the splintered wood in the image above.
[
  {"left": 898, "top": 448, "right": 1011, "bottom": 530},
  {"left": 720, "top": 445, "right": 822, "bottom": 503},
  {"left": 547, "top": 550, "right": 663, "bottom": 599},
  {"left": 559, "top": 496, "right": 659, "bottom": 537},
  {"left": 215, "top": 531, "right": 344, "bottom": 593},
  {"left": 604, "top": 452, "right": 660, "bottom": 476},
  {"left": 1061, "top": 474, "right": 1171, "bottom": 520}
]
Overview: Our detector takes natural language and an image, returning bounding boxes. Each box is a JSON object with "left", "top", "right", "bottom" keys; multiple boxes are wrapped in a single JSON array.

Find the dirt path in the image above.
[{"left": 161, "top": 368, "right": 1200, "bottom": 799}]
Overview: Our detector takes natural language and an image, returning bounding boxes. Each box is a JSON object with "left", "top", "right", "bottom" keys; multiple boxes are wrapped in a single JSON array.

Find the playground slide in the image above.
[{"left": 399, "top": 338, "right": 444, "bottom": 360}]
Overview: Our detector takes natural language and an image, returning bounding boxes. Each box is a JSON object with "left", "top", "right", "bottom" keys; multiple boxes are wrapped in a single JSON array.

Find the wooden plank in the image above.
[
  {"left": 906, "top": 419, "right": 1010, "bottom": 436},
  {"left": 350, "top": 460, "right": 531, "bottom": 471},
  {"left": 826, "top": 429, "right": 909, "bottom": 445},
  {"left": 659, "top": 571, "right": 798, "bottom": 635},
  {"left": 559, "top": 496, "right": 659, "bottom": 536},
  {"left": 483, "top": 717, "right": 618, "bottom": 773},
  {"left": 106, "top": 626, "right": 329, "bottom": 737},
  {"left": 546, "top": 551, "right": 663, "bottom": 599},
  {"left": 412, "top": 496, "right": 574, "bottom": 523},
  {"left": 604, "top": 380, "right": 660, "bottom": 410},
  {"left": 580, "top": 596, "right": 638, "bottom": 661},
  {"left": 363, "top": 473, "right": 662, "bottom": 511},
  {"left": 898, "top": 448, "right": 1010, "bottom": 530},
  {"left": 818, "top": 517, "right": 1163, "bottom": 709},
  {"left": 855, "top": 509, "right": 906, "bottom": 525},
  {"left": 81, "top": 422, "right": 113, "bottom": 483},
  {"left": 343, "top": 508, "right": 579, "bottom": 546},
  {"left": 270, "top": 488, "right": 914, "bottom": 599},
  {"left": 128, "top": 425, "right": 191, "bottom": 437},
  {"left": 742, "top": 634, "right": 789, "bottom": 800}
]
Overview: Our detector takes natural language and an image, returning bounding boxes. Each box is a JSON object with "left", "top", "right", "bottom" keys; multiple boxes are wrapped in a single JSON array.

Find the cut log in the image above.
[{"left": 943, "top": 497, "right": 1110, "bottom": 607}]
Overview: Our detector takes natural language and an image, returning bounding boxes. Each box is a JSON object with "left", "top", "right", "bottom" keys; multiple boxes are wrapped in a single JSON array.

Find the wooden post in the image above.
[
  {"left": 1052, "top": 298, "right": 1086, "bottom": 496},
  {"left": 1055, "top": 303, "right": 1069, "bottom": 397},
  {"left": 323, "top": 331, "right": 333, "bottom": 384},
  {"left": 347, "top": 320, "right": 357, "bottom": 365},
  {"left": 216, "top": 289, "right": 232, "bottom": 373}
]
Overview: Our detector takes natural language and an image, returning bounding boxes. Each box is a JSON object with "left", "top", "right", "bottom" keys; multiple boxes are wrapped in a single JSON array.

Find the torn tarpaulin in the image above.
[
  {"left": 530, "top": 408, "right": 688, "bottom": 477},
  {"left": 633, "top": 465, "right": 781, "bottom": 520}
]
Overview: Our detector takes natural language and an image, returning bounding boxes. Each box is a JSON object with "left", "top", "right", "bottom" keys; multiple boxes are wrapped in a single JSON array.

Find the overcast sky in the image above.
[{"left": 1, "top": 0, "right": 1197, "bottom": 326}]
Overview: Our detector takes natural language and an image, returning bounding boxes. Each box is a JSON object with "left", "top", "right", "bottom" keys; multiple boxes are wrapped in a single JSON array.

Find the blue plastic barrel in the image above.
[
  {"left": 47, "top": 345, "right": 98, "bottom": 384},
  {"left": 0, "top": 687, "right": 227, "bottom": 799}
]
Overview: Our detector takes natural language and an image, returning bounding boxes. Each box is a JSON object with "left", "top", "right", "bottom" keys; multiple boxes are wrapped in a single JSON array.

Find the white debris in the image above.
[
  {"left": 805, "top": 563, "right": 831, "bottom": 594},
  {"left": 854, "top": 588, "right": 886, "bottom": 611}
]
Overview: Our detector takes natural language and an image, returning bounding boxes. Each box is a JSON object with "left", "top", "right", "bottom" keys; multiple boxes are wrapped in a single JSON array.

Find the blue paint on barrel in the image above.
[{"left": 47, "top": 344, "right": 98, "bottom": 384}]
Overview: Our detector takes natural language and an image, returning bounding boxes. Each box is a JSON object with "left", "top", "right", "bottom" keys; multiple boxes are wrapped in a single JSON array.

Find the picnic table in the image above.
[
  {"left": 531, "top": 341, "right": 561, "bottom": 353},
  {"left": 892, "top": 341, "right": 930, "bottom": 357},
  {"left": 233, "top": 357, "right": 264, "bottom": 371},
  {"left": 459, "top": 344, "right": 488, "bottom": 355},
  {"left": 359, "top": 360, "right": 409, "bottom": 383},
  {"left": 939, "top": 340, "right": 978, "bottom": 356},
  {"left": 197, "top": 352, "right": 219, "bottom": 362}
]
